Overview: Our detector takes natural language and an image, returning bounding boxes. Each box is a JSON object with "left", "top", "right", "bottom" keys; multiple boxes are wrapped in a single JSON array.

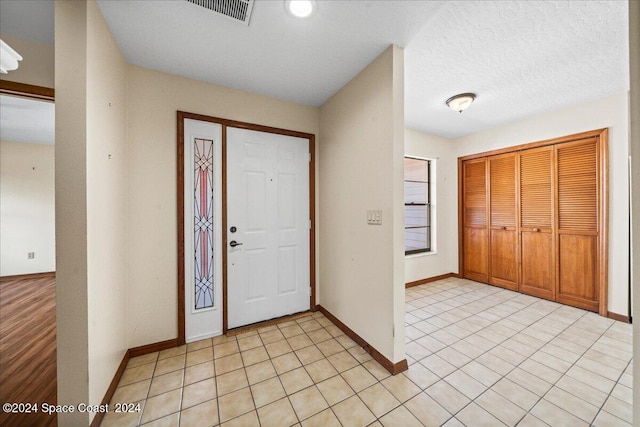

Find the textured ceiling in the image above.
[
  {"left": 0, "top": 1, "right": 630, "bottom": 139},
  {"left": 0, "top": 95, "right": 55, "bottom": 145},
  {"left": 405, "top": 0, "right": 630, "bottom": 138}
]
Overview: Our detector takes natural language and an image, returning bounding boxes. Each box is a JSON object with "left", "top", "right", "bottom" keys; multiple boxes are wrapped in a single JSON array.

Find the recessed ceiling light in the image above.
[
  {"left": 446, "top": 93, "right": 476, "bottom": 113},
  {"left": 285, "top": 0, "right": 316, "bottom": 18}
]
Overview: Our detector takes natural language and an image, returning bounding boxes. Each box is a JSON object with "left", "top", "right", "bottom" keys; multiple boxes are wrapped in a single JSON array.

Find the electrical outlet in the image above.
[
  {"left": 367, "top": 210, "right": 382, "bottom": 225},
  {"left": 27, "top": 252, "right": 35, "bottom": 259}
]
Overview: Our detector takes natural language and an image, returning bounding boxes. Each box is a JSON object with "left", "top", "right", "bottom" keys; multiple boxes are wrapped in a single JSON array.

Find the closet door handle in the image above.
[{"left": 533, "top": 228, "right": 540, "bottom": 232}]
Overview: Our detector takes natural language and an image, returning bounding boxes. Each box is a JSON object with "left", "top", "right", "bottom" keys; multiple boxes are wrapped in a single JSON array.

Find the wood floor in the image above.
[{"left": 0, "top": 274, "right": 57, "bottom": 427}]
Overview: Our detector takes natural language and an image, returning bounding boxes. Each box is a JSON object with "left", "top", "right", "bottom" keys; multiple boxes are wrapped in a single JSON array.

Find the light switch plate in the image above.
[{"left": 367, "top": 210, "right": 382, "bottom": 225}]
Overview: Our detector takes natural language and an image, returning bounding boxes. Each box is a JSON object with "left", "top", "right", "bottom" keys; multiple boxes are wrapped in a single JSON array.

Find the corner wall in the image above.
[
  {"left": 55, "top": 1, "right": 129, "bottom": 423},
  {"left": 319, "top": 45, "right": 406, "bottom": 364},
  {"left": 404, "top": 129, "right": 458, "bottom": 282},
  {"left": 0, "top": 141, "right": 55, "bottom": 276},
  {"left": 454, "top": 92, "right": 630, "bottom": 316}
]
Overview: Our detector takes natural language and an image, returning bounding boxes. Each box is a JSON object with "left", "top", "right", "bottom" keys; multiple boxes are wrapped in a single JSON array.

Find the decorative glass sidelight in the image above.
[{"left": 193, "top": 138, "right": 215, "bottom": 310}]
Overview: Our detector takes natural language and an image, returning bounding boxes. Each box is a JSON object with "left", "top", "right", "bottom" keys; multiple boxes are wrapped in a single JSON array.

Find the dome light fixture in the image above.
[
  {"left": 446, "top": 93, "right": 476, "bottom": 113},
  {"left": 285, "top": 0, "right": 316, "bottom": 18}
]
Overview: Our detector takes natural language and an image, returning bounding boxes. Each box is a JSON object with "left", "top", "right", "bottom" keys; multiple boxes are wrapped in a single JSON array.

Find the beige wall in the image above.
[
  {"left": 0, "top": 141, "right": 55, "bottom": 276},
  {"left": 628, "top": 0, "right": 639, "bottom": 423},
  {"left": 55, "top": 1, "right": 89, "bottom": 424},
  {"left": 55, "top": 1, "right": 129, "bottom": 423},
  {"left": 0, "top": 34, "right": 54, "bottom": 88},
  {"left": 404, "top": 129, "right": 458, "bottom": 283},
  {"left": 319, "top": 45, "right": 406, "bottom": 363},
  {"left": 455, "top": 92, "right": 630, "bottom": 316},
  {"left": 86, "top": 0, "right": 129, "bottom": 414},
  {"left": 126, "top": 65, "right": 320, "bottom": 347}
]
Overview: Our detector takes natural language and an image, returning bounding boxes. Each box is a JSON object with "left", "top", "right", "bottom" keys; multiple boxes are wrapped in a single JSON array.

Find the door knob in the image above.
[
  {"left": 533, "top": 228, "right": 540, "bottom": 232},
  {"left": 229, "top": 240, "right": 243, "bottom": 247}
]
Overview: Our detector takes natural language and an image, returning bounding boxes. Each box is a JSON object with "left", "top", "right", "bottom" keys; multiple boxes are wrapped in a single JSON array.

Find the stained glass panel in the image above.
[{"left": 194, "top": 138, "right": 215, "bottom": 310}]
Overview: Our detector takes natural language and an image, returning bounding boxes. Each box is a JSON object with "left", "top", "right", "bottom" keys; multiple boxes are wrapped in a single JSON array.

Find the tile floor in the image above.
[{"left": 103, "top": 278, "right": 633, "bottom": 426}]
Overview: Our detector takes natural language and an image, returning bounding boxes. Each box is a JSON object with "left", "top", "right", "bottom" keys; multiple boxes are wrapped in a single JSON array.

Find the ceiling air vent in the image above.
[{"left": 186, "top": 0, "right": 255, "bottom": 25}]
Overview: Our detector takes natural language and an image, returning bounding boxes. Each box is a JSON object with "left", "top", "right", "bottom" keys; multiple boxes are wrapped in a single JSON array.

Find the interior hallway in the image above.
[{"left": 102, "top": 278, "right": 633, "bottom": 426}]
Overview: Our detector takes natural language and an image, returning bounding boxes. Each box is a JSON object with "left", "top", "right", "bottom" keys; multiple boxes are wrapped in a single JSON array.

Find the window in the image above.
[{"left": 405, "top": 157, "right": 431, "bottom": 254}]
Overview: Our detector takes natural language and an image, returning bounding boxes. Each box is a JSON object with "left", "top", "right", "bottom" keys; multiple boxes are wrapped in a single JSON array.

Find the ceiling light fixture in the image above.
[
  {"left": 285, "top": 0, "right": 316, "bottom": 18},
  {"left": 446, "top": 93, "right": 476, "bottom": 113},
  {"left": 0, "top": 39, "right": 22, "bottom": 74}
]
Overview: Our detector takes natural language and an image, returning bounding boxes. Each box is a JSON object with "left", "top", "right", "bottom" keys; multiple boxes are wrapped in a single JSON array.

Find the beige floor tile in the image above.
[
  {"left": 158, "top": 345, "right": 186, "bottom": 360},
  {"left": 419, "top": 354, "right": 457, "bottom": 378},
  {"left": 327, "top": 350, "right": 359, "bottom": 372},
  {"left": 153, "top": 354, "right": 186, "bottom": 376},
  {"left": 212, "top": 335, "right": 237, "bottom": 345},
  {"left": 299, "top": 319, "right": 323, "bottom": 333},
  {"left": 335, "top": 334, "right": 358, "bottom": 350},
  {"left": 289, "top": 385, "right": 329, "bottom": 421},
  {"left": 140, "top": 412, "right": 179, "bottom": 427},
  {"left": 295, "top": 346, "right": 324, "bottom": 365},
  {"left": 456, "top": 402, "right": 507, "bottom": 427},
  {"left": 361, "top": 360, "right": 390, "bottom": 381},
  {"left": 127, "top": 352, "right": 159, "bottom": 369},
  {"left": 272, "top": 352, "right": 302, "bottom": 374},
  {"left": 425, "top": 380, "right": 470, "bottom": 415},
  {"left": 341, "top": 366, "right": 377, "bottom": 392},
  {"left": 611, "top": 383, "right": 632, "bottom": 405},
  {"left": 240, "top": 346, "right": 269, "bottom": 367},
  {"left": 140, "top": 389, "right": 181, "bottom": 424},
  {"left": 332, "top": 395, "right": 376, "bottom": 427},
  {"left": 531, "top": 399, "right": 589, "bottom": 427},
  {"left": 187, "top": 347, "right": 214, "bottom": 367},
  {"left": 245, "top": 360, "right": 277, "bottom": 385},
  {"left": 547, "top": 388, "right": 598, "bottom": 423},
  {"left": 188, "top": 338, "right": 212, "bottom": 352},
  {"left": 476, "top": 389, "right": 526, "bottom": 426},
  {"left": 237, "top": 335, "right": 263, "bottom": 352},
  {"left": 281, "top": 367, "right": 314, "bottom": 395},
  {"left": 148, "top": 370, "right": 183, "bottom": 397},
  {"left": 566, "top": 365, "right": 615, "bottom": 394},
  {"left": 215, "top": 353, "right": 244, "bottom": 375},
  {"left": 111, "top": 379, "right": 151, "bottom": 404},
  {"left": 259, "top": 329, "right": 286, "bottom": 345},
  {"left": 287, "top": 334, "right": 314, "bottom": 351},
  {"left": 218, "top": 387, "right": 255, "bottom": 423},
  {"left": 265, "top": 340, "right": 293, "bottom": 358},
  {"left": 460, "top": 361, "right": 502, "bottom": 387},
  {"left": 120, "top": 362, "right": 156, "bottom": 386},
  {"left": 316, "top": 375, "right": 354, "bottom": 406},
  {"left": 216, "top": 369, "right": 249, "bottom": 396},
  {"left": 300, "top": 408, "right": 341, "bottom": 427},
  {"left": 516, "top": 413, "right": 550, "bottom": 427},
  {"left": 491, "top": 378, "right": 539, "bottom": 411},
  {"left": 180, "top": 399, "right": 219, "bottom": 427},
  {"left": 280, "top": 324, "right": 305, "bottom": 338},
  {"left": 317, "top": 339, "right": 344, "bottom": 358},
  {"left": 402, "top": 364, "right": 439, "bottom": 390},
  {"left": 184, "top": 361, "right": 215, "bottom": 386},
  {"left": 602, "top": 396, "right": 632, "bottom": 424},
  {"left": 307, "top": 328, "right": 332, "bottom": 344},
  {"left": 378, "top": 405, "right": 423, "bottom": 427},
  {"left": 325, "top": 325, "right": 343, "bottom": 338},
  {"left": 358, "top": 383, "right": 400, "bottom": 418},
  {"left": 221, "top": 409, "right": 260, "bottom": 427},
  {"left": 182, "top": 378, "right": 217, "bottom": 409},
  {"left": 380, "top": 373, "right": 421, "bottom": 403},
  {"left": 474, "top": 352, "right": 514, "bottom": 376},
  {"left": 404, "top": 392, "right": 451, "bottom": 427},
  {"left": 305, "top": 358, "right": 339, "bottom": 383},
  {"left": 506, "top": 368, "right": 552, "bottom": 396},
  {"left": 214, "top": 341, "right": 240, "bottom": 359},
  {"left": 592, "top": 410, "right": 633, "bottom": 427},
  {"left": 444, "top": 370, "right": 487, "bottom": 400},
  {"left": 250, "top": 377, "right": 286, "bottom": 408},
  {"left": 347, "top": 346, "right": 373, "bottom": 363},
  {"left": 257, "top": 397, "right": 298, "bottom": 427}
]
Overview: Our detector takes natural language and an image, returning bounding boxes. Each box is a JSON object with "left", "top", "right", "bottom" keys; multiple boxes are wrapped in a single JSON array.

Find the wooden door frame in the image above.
[
  {"left": 458, "top": 128, "right": 608, "bottom": 317},
  {"left": 177, "top": 111, "right": 316, "bottom": 344}
]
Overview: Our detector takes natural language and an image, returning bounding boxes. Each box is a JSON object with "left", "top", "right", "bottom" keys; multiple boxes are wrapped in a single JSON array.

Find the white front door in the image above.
[
  {"left": 227, "top": 127, "right": 310, "bottom": 328},
  {"left": 184, "top": 119, "right": 223, "bottom": 342}
]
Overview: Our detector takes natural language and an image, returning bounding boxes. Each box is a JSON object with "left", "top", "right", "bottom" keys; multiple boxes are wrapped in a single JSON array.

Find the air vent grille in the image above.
[{"left": 186, "top": 0, "right": 254, "bottom": 25}]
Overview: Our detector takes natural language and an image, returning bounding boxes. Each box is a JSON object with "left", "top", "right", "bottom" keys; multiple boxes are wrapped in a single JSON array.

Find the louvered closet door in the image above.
[
  {"left": 519, "top": 147, "right": 555, "bottom": 300},
  {"left": 463, "top": 158, "right": 489, "bottom": 282},
  {"left": 556, "top": 138, "right": 599, "bottom": 311},
  {"left": 488, "top": 154, "right": 518, "bottom": 290}
]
